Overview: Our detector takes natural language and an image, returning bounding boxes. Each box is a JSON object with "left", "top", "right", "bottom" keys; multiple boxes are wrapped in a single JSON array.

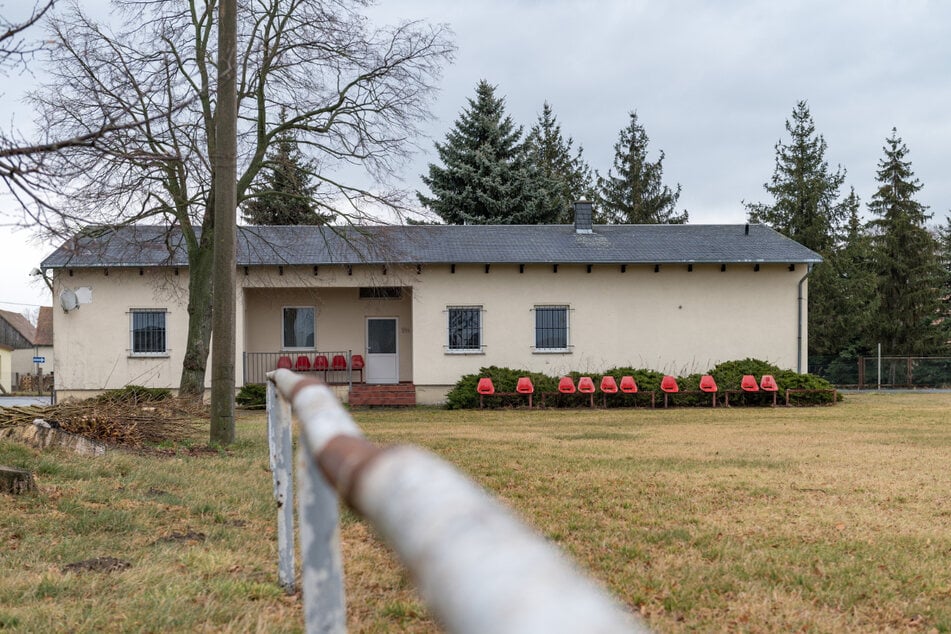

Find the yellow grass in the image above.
[{"left": 2, "top": 393, "right": 951, "bottom": 632}]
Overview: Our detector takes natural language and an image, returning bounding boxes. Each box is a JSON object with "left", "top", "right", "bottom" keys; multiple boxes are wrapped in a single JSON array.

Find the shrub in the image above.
[
  {"left": 236, "top": 384, "right": 267, "bottom": 409},
  {"left": 445, "top": 367, "right": 556, "bottom": 410},
  {"left": 445, "top": 359, "right": 840, "bottom": 409},
  {"left": 95, "top": 385, "right": 172, "bottom": 404}
]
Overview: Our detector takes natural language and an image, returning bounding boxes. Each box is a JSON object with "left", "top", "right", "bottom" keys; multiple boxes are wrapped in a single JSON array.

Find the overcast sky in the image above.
[{"left": 2, "top": 0, "right": 950, "bottom": 314}]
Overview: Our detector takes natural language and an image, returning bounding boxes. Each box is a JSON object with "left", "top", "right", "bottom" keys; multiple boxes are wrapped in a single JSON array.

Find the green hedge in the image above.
[{"left": 446, "top": 359, "right": 839, "bottom": 409}]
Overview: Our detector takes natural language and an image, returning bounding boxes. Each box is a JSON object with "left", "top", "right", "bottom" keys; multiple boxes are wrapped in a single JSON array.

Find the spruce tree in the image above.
[
  {"left": 937, "top": 215, "right": 951, "bottom": 336},
  {"left": 745, "top": 101, "right": 847, "bottom": 254},
  {"left": 597, "top": 111, "right": 686, "bottom": 224},
  {"left": 242, "top": 113, "right": 330, "bottom": 225},
  {"left": 810, "top": 189, "right": 878, "bottom": 358},
  {"left": 418, "top": 81, "right": 547, "bottom": 224},
  {"left": 867, "top": 129, "right": 945, "bottom": 355},
  {"left": 746, "top": 101, "right": 854, "bottom": 363},
  {"left": 524, "top": 102, "right": 595, "bottom": 223}
]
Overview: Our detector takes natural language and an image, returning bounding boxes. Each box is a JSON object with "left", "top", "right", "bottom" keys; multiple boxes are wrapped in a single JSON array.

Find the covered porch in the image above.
[{"left": 240, "top": 285, "right": 415, "bottom": 393}]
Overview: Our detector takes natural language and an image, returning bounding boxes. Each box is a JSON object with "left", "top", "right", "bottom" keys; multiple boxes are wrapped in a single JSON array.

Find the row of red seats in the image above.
[
  {"left": 478, "top": 374, "right": 779, "bottom": 395},
  {"left": 276, "top": 354, "right": 365, "bottom": 382},
  {"left": 477, "top": 373, "right": 781, "bottom": 407}
]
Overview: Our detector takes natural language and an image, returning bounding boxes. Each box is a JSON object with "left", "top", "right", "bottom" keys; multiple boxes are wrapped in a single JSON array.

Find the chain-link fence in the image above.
[{"left": 810, "top": 355, "right": 951, "bottom": 388}]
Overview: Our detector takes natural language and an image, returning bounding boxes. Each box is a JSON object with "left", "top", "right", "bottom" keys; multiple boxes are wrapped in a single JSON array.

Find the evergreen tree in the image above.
[
  {"left": 746, "top": 101, "right": 847, "bottom": 254},
  {"left": 524, "top": 102, "right": 595, "bottom": 223},
  {"left": 418, "top": 81, "right": 549, "bottom": 224},
  {"left": 746, "top": 101, "right": 855, "bottom": 363},
  {"left": 242, "top": 112, "right": 330, "bottom": 225},
  {"left": 597, "top": 111, "right": 686, "bottom": 224},
  {"left": 867, "top": 129, "right": 945, "bottom": 354},
  {"left": 937, "top": 215, "right": 951, "bottom": 333},
  {"left": 810, "top": 189, "right": 878, "bottom": 358}
]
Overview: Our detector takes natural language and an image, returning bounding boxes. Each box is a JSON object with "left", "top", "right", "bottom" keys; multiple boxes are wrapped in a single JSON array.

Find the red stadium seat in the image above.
[
  {"left": 294, "top": 355, "right": 312, "bottom": 372},
  {"left": 558, "top": 376, "right": 576, "bottom": 394},
  {"left": 600, "top": 375, "right": 619, "bottom": 394},
  {"left": 741, "top": 375, "right": 760, "bottom": 392},
  {"left": 619, "top": 376, "right": 638, "bottom": 393},
  {"left": 276, "top": 356, "right": 292, "bottom": 370}
]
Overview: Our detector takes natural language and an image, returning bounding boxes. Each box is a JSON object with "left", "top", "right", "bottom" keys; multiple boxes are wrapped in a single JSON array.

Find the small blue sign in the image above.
[{"left": 33, "top": 356, "right": 46, "bottom": 364}]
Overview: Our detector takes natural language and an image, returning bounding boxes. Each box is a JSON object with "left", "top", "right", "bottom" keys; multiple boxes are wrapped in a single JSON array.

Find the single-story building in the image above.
[{"left": 41, "top": 203, "right": 822, "bottom": 404}]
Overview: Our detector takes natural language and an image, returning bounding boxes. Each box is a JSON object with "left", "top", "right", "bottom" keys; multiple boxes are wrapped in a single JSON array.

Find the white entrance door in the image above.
[{"left": 365, "top": 317, "right": 399, "bottom": 384}]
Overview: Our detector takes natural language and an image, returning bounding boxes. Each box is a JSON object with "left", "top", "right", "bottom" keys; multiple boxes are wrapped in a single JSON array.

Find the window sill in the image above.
[
  {"left": 532, "top": 349, "right": 572, "bottom": 355},
  {"left": 445, "top": 349, "right": 485, "bottom": 355},
  {"left": 129, "top": 354, "right": 170, "bottom": 359}
]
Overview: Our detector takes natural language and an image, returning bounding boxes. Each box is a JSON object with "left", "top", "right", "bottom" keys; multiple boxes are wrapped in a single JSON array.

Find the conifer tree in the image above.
[
  {"left": 867, "top": 129, "right": 945, "bottom": 354},
  {"left": 937, "top": 215, "right": 951, "bottom": 333},
  {"left": 524, "top": 102, "right": 595, "bottom": 223},
  {"left": 746, "top": 101, "right": 855, "bottom": 363},
  {"left": 418, "top": 81, "right": 548, "bottom": 224},
  {"left": 597, "top": 111, "right": 686, "bottom": 224},
  {"left": 810, "top": 189, "right": 878, "bottom": 358},
  {"left": 745, "top": 101, "right": 847, "bottom": 254},
  {"left": 242, "top": 111, "right": 330, "bottom": 225}
]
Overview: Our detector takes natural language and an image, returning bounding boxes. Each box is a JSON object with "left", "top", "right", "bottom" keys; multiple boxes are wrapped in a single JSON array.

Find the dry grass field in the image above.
[{"left": 2, "top": 392, "right": 951, "bottom": 632}]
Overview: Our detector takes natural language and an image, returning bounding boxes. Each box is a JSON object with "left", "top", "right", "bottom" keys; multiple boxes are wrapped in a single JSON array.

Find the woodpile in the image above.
[
  {"left": 0, "top": 390, "right": 207, "bottom": 448},
  {"left": 17, "top": 374, "right": 54, "bottom": 393}
]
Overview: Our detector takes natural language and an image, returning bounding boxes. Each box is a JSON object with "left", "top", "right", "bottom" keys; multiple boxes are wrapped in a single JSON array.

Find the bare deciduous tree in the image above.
[{"left": 23, "top": 0, "right": 454, "bottom": 398}]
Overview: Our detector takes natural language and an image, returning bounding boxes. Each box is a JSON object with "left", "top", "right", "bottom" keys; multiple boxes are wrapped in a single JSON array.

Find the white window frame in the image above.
[
  {"left": 532, "top": 304, "right": 571, "bottom": 353},
  {"left": 446, "top": 305, "right": 484, "bottom": 354},
  {"left": 129, "top": 308, "right": 169, "bottom": 357},
  {"left": 282, "top": 306, "right": 316, "bottom": 351}
]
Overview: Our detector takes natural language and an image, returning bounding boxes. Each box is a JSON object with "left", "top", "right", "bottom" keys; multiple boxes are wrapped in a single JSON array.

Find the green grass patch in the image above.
[{"left": 3, "top": 393, "right": 951, "bottom": 632}]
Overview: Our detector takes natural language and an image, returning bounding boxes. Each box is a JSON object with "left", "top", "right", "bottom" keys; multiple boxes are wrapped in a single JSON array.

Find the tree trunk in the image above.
[
  {"left": 1, "top": 466, "right": 37, "bottom": 494},
  {"left": 210, "top": 0, "right": 238, "bottom": 445},
  {"left": 178, "top": 235, "right": 215, "bottom": 400}
]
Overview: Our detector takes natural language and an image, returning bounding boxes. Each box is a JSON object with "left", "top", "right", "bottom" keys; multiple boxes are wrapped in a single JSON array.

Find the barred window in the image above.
[
  {"left": 447, "top": 306, "right": 482, "bottom": 352},
  {"left": 130, "top": 309, "right": 167, "bottom": 355},
  {"left": 283, "top": 307, "right": 315, "bottom": 349},
  {"left": 534, "top": 305, "right": 569, "bottom": 351}
]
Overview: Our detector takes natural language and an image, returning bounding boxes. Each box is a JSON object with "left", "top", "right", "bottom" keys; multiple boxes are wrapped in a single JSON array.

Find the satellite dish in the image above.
[{"left": 60, "top": 289, "right": 79, "bottom": 312}]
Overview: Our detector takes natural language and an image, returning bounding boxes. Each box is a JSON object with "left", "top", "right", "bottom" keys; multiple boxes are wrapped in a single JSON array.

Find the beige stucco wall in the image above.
[
  {"left": 51, "top": 268, "right": 199, "bottom": 395},
  {"left": 411, "top": 263, "right": 809, "bottom": 402},
  {"left": 241, "top": 266, "right": 415, "bottom": 382},
  {"left": 50, "top": 261, "right": 810, "bottom": 404}
]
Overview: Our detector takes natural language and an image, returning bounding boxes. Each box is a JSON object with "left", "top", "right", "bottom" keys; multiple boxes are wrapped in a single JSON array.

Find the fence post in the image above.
[
  {"left": 297, "top": 437, "right": 347, "bottom": 633},
  {"left": 266, "top": 380, "right": 296, "bottom": 593}
]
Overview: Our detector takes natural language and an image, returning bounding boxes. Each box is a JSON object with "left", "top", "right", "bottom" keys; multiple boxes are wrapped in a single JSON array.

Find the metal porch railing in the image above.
[
  {"left": 247, "top": 350, "right": 354, "bottom": 386},
  {"left": 266, "top": 369, "right": 647, "bottom": 633}
]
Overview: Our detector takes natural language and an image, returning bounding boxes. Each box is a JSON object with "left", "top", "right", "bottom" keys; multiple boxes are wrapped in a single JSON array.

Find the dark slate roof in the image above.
[
  {"left": 0, "top": 309, "right": 37, "bottom": 348},
  {"left": 42, "top": 223, "right": 822, "bottom": 269}
]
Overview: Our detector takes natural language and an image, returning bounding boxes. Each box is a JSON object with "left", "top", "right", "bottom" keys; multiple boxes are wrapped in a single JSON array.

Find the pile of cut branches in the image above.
[{"left": 0, "top": 386, "right": 207, "bottom": 447}]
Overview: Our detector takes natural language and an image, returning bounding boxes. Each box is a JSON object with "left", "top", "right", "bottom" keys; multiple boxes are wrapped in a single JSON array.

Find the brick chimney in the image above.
[{"left": 573, "top": 199, "right": 593, "bottom": 234}]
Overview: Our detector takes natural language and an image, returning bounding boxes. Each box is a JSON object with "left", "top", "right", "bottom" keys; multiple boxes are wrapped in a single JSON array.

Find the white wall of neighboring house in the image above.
[
  {"left": 51, "top": 261, "right": 809, "bottom": 404},
  {"left": 12, "top": 346, "right": 54, "bottom": 383},
  {"left": 0, "top": 345, "right": 12, "bottom": 393}
]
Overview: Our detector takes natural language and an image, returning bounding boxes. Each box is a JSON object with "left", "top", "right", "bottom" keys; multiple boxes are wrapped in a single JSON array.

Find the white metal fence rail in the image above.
[{"left": 266, "top": 368, "right": 648, "bottom": 634}]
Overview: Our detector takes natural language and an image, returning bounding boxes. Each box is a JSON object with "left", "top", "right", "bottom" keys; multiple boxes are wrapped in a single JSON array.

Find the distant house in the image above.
[
  {"left": 0, "top": 308, "right": 37, "bottom": 393},
  {"left": 41, "top": 202, "right": 822, "bottom": 404},
  {"left": 11, "top": 306, "right": 54, "bottom": 389}
]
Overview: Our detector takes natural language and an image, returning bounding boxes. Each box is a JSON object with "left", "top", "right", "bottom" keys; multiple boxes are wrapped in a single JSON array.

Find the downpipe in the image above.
[{"left": 797, "top": 263, "right": 815, "bottom": 373}]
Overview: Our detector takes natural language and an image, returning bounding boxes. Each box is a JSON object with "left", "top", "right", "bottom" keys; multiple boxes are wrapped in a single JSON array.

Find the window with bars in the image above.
[
  {"left": 283, "top": 307, "right": 315, "bottom": 349},
  {"left": 130, "top": 309, "right": 167, "bottom": 355},
  {"left": 534, "top": 305, "right": 569, "bottom": 351},
  {"left": 447, "top": 306, "right": 482, "bottom": 352}
]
